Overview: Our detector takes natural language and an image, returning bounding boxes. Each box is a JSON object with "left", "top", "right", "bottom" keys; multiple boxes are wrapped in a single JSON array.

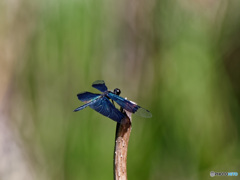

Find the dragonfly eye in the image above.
[{"left": 114, "top": 88, "right": 121, "bottom": 95}]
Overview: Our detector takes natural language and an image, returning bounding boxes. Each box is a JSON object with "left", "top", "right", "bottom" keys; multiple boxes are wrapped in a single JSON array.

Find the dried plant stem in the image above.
[{"left": 114, "top": 111, "right": 132, "bottom": 180}]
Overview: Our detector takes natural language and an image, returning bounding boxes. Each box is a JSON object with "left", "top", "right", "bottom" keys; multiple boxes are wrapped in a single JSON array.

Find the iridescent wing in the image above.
[
  {"left": 77, "top": 92, "right": 101, "bottom": 102},
  {"left": 107, "top": 92, "right": 152, "bottom": 118},
  {"left": 73, "top": 97, "right": 100, "bottom": 112},
  {"left": 89, "top": 96, "right": 125, "bottom": 123},
  {"left": 74, "top": 92, "right": 125, "bottom": 123},
  {"left": 92, "top": 80, "right": 108, "bottom": 92}
]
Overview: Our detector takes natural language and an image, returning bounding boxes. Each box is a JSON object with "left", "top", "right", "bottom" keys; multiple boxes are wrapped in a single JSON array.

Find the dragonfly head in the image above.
[{"left": 113, "top": 88, "right": 121, "bottom": 96}]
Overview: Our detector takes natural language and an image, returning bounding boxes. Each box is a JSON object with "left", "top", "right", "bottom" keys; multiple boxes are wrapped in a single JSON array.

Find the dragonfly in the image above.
[{"left": 74, "top": 80, "right": 152, "bottom": 123}]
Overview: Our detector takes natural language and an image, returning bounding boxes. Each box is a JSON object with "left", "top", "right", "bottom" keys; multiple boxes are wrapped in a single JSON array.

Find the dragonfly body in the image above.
[{"left": 74, "top": 80, "right": 151, "bottom": 123}]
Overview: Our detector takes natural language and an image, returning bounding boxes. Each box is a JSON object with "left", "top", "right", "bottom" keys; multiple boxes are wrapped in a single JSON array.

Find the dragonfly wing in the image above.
[
  {"left": 108, "top": 92, "right": 152, "bottom": 118},
  {"left": 89, "top": 96, "right": 125, "bottom": 123},
  {"left": 92, "top": 80, "right": 108, "bottom": 92},
  {"left": 134, "top": 106, "right": 152, "bottom": 118},
  {"left": 73, "top": 97, "right": 100, "bottom": 112},
  {"left": 107, "top": 92, "right": 139, "bottom": 112},
  {"left": 77, "top": 92, "right": 101, "bottom": 102}
]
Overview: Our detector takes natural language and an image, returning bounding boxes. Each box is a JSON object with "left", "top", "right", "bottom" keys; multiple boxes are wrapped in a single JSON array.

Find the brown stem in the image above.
[{"left": 114, "top": 111, "right": 132, "bottom": 180}]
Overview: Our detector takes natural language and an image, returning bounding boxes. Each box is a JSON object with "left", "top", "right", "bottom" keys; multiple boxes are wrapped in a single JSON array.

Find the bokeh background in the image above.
[{"left": 0, "top": 0, "right": 240, "bottom": 179}]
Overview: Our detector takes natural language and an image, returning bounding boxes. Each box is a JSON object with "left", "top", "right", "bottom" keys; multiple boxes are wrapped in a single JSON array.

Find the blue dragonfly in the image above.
[{"left": 74, "top": 80, "right": 152, "bottom": 123}]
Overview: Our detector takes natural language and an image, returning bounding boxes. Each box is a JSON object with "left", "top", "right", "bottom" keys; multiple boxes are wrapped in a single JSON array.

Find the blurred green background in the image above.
[{"left": 0, "top": 0, "right": 240, "bottom": 179}]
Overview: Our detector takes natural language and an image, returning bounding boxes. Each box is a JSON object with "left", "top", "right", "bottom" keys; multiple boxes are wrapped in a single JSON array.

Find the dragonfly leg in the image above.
[
  {"left": 111, "top": 99, "right": 115, "bottom": 107},
  {"left": 120, "top": 107, "right": 123, "bottom": 113},
  {"left": 111, "top": 99, "right": 124, "bottom": 113}
]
